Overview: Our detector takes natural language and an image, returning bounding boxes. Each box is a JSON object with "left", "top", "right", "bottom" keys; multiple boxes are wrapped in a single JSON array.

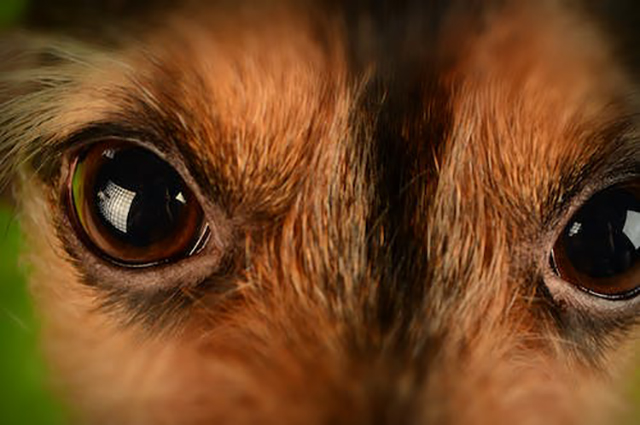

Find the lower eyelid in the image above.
[{"left": 543, "top": 268, "right": 640, "bottom": 317}]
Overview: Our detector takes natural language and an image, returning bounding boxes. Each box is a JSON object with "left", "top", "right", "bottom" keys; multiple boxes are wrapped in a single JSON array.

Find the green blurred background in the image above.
[
  {"left": 1, "top": 5, "right": 67, "bottom": 425},
  {"left": 0, "top": 207, "right": 67, "bottom": 424},
  {"left": 0, "top": 1, "right": 638, "bottom": 424}
]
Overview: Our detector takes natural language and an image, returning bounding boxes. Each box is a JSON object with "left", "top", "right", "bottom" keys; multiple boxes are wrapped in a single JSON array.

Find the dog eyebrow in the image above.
[
  {"left": 580, "top": 116, "right": 639, "bottom": 178},
  {"left": 534, "top": 114, "right": 640, "bottom": 226},
  {"left": 53, "top": 120, "right": 178, "bottom": 159},
  {"left": 30, "top": 94, "right": 214, "bottom": 193}
]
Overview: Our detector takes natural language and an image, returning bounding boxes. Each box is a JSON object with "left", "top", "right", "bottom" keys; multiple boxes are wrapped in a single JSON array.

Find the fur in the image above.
[{"left": 1, "top": 1, "right": 640, "bottom": 424}]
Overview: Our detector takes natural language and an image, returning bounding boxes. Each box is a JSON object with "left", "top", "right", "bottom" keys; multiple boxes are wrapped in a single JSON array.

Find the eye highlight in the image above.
[
  {"left": 551, "top": 181, "right": 640, "bottom": 300},
  {"left": 69, "top": 141, "right": 208, "bottom": 267}
]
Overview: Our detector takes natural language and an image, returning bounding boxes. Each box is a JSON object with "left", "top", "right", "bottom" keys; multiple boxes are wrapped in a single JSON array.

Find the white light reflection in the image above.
[
  {"left": 97, "top": 181, "right": 136, "bottom": 233},
  {"left": 568, "top": 222, "right": 582, "bottom": 237},
  {"left": 623, "top": 210, "right": 640, "bottom": 250}
]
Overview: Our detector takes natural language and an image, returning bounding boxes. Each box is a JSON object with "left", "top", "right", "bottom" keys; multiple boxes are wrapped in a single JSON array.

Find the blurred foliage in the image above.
[
  {"left": 0, "top": 207, "right": 66, "bottom": 424},
  {"left": 1, "top": 3, "right": 67, "bottom": 425},
  {"left": 0, "top": 0, "right": 27, "bottom": 27}
]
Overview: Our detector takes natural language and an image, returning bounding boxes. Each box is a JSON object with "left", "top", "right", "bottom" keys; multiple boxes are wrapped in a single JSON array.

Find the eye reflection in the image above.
[
  {"left": 97, "top": 181, "right": 136, "bottom": 234},
  {"left": 70, "top": 141, "right": 207, "bottom": 266}
]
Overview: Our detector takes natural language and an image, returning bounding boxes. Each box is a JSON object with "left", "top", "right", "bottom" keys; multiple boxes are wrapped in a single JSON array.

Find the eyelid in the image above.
[
  {"left": 550, "top": 249, "right": 640, "bottom": 302},
  {"left": 543, "top": 267, "right": 640, "bottom": 317},
  {"left": 544, "top": 168, "right": 640, "bottom": 246},
  {"left": 60, "top": 123, "right": 173, "bottom": 158}
]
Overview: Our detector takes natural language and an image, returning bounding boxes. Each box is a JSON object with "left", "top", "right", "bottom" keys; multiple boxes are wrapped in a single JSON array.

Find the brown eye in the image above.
[
  {"left": 69, "top": 141, "right": 207, "bottom": 267},
  {"left": 552, "top": 182, "right": 640, "bottom": 300}
]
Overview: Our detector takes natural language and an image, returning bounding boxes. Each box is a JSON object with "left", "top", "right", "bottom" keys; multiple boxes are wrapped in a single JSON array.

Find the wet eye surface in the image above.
[
  {"left": 552, "top": 181, "right": 640, "bottom": 300},
  {"left": 69, "top": 141, "right": 207, "bottom": 267}
]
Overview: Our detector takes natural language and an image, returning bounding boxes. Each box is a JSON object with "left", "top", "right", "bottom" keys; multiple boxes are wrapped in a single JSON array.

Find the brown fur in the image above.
[{"left": 2, "top": 1, "right": 640, "bottom": 424}]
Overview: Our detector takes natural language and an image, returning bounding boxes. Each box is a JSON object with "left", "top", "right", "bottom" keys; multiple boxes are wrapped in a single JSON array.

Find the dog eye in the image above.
[
  {"left": 551, "top": 181, "right": 640, "bottom": 300},
  {"left": 68, "top": 141, "right": 207, "bottom": 267}
]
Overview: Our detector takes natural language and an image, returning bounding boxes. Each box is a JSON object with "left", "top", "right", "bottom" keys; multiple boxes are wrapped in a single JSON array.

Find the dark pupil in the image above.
[
  {"left": 92, "top": 147, "right": 190, "bottom": 247},
  {"left": 562, "top": 188, "right": 640, "bottom": 278}
]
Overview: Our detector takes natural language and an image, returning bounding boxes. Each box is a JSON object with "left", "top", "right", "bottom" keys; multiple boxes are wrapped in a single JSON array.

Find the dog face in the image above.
[{"left": 1, "top": 1, "right": 639, "bottom": 424}]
